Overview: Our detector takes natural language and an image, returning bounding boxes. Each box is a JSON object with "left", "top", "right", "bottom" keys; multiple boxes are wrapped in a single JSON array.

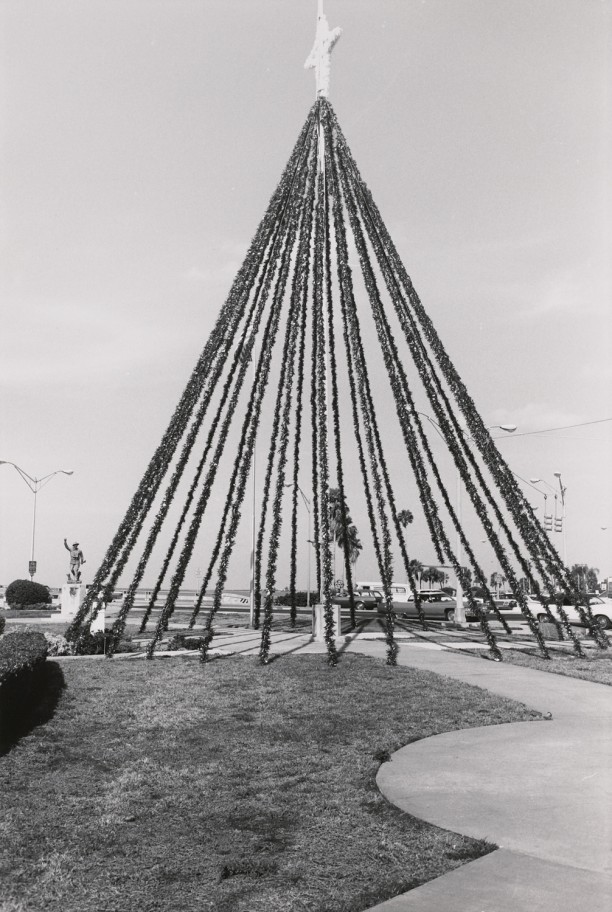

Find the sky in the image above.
[{"left": 1, "top": 0, "right": 611, "bottom": 589}]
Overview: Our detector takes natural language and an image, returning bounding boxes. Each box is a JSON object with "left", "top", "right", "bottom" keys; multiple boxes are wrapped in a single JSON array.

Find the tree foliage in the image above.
[
  {"left": 5, "top": 580, "right": 51, "bottom": 609},
  {"left": 397, "top": 509, "right": 413, "bottom": 528},
  {"left": 569, "top": 564, "right": 599, "bottom": 592}
]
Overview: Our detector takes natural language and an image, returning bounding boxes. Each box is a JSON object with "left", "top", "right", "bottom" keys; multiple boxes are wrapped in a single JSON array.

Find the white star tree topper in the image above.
[{"left": 304, "top": 8, "right": 342, "bottom": 98}]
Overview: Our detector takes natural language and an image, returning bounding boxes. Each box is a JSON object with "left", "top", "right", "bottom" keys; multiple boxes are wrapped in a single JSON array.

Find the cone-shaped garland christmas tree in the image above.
[{"left": 67, "top": 98, "right": 608, "bottom": 664}]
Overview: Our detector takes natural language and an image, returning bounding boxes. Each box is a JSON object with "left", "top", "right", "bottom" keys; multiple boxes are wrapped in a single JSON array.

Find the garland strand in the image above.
[
  {"left": 259, "top": 171, "right": 316, "bottom": 661},
  {"left": 67, "top": 105, "right": 319, "bottom": 641},
  {"left": 331, "top": 105, "right": 582, "bottom": 655},
  {"left": 331, "top": 114, "right": 502, "bottom": 659},
  {"left": 321, "top": 151, "right": 357, "bottom": 630},
  {"left": 324, "top": 118, "right": 425, "bottom": 625},
  {"left": 145, "top": 126, "right": 318, "bottom": 655},
  {"left": 112, "top": 226, "right": 283, "bottom": 649},
  {"left": 196, "top": 134, "right": 317, "bottom": 660},
  {"left": 326, "top": 101, "right": 603, "bottom": 650},
  {"left": 320, "top": 103, "right": 397, "bottom": 663},
  {"left": 312, "top": 122, "right": 338, "bottom": 665},
  {"left": 199, "top": 197, "right": 308, "bottom": 663}
]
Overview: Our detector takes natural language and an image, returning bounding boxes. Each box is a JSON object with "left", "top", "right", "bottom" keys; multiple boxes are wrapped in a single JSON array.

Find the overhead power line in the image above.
[{"left": 494, "top": 418, "right": 612, "bottom": 439}]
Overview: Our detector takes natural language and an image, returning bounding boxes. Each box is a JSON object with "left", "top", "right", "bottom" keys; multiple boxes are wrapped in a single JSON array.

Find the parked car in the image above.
[
  {"left": 332, "top": 589, "right": 383, "bottom": 611},
  {"left": 494, "top": 596, "right": 518, "bottom": 610},
  {"left": 532, "top": 595, "right": 612, "bottom": 630},
  {"left": 398, "top": 597, "right": 484, "bottom": 623}
]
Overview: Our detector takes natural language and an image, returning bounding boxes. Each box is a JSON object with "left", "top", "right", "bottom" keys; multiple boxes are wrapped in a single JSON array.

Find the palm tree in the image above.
[
  {"left": 397, "top": 509, "right": 414, "bottom": 529},
  {"left": 327, "top": 487, "right": 358, "bottom": 582},
  {"left": 458, "top": 566, "right": 473, "bottom": 589},
  {"left": 570, "top": 564, "right": 599, "bottom": 593},
  {"left": 327, "top": 488, "right": 346, "bottom": 544},
  {"left": 586, "top": 567, "right": 600, "bottom": 592},
  {"left": 421, "top": 567, "right": 435, "bottom": 588},
  {"left": 429, "top": 568, "right": 445, "bottom": 589},
  {"left": 490, "top": 571, "right": 506, "bottom": 597},
  {"left": 343, "top": 524, "right": 362, "bottom": 570},
  {"left": 408, "top": 558, "right": 424, "bottom": 589}
]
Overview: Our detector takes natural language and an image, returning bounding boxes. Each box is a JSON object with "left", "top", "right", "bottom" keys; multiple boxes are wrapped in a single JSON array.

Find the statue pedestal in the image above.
[
  {"left": 58, "top": 583, "right": 105, "bottom": 632},
  {"left": 313, "top": 603, "right": 342, "bottom": 642},
  {"left": 59, "top": 583, "right": 85, "bottom": 620}
]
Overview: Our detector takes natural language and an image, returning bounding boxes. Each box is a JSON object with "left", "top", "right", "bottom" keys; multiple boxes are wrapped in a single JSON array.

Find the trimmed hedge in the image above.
[
  {"left": 5, "top": 579, "right": 51, "bottom": 608},
  {"left": 0, "top": 630, "right": 50, "bottom": 752},
  {"left": 0, "top": 630, "right": 48, "bottom": 686}
]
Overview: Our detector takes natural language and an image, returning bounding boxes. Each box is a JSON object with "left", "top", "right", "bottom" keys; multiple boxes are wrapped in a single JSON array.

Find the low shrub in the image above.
[
  {"left": 5, "top": 579, "right": 52, "bottom": 609},
  {"left": 74, "top": 630, "right": 107, "bottom": 655},
  {"left": 73, "top": 630, "right": 134, "bottom": 655},
  {"left": 167, "top": 634, "right": 206, "bottom": 651},
  {"left": 0, "top": 616, "right": 5, "bottom": 636},
  {"left": 2, "top": 608, "right": 56, "bottom": 619},
  {"left": 113, "top": 633, "right": 134, "bottom": 654},
  {"left": 20, "top": 602, "right": 53, "bottom": 612},
  {"left": 44, "top": 633, "right": 76, "bottom": 657},
  {"left": 275, "top": 591, "right": 318, "bottom": 608}
]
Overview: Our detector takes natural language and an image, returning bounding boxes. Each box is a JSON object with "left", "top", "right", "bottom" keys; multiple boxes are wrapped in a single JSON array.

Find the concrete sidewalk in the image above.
[{"left": 365, "top": 642, "right": 612, "bottom": 912}]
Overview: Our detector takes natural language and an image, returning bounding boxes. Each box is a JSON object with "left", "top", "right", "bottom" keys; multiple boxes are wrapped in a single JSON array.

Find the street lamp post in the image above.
[
  {"left": 554, "top": 472, "right": 567, "bottom": 564},
  {"left": 600, "top": 527, "right": 610, "bottom": 596},
  {"left": 416, "top": 415, "right": 516, "bottom": 624},
  {"left": 0, "top": 461, "right": 74, "bottom": 579},
  {"left": 285, "top": 483, "right": 312, "bottom": 609}
]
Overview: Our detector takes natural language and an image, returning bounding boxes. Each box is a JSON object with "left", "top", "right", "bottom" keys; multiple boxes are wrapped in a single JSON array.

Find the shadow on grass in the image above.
[{"left": 0, "top": 660, "right": 66, "bottom": 755}]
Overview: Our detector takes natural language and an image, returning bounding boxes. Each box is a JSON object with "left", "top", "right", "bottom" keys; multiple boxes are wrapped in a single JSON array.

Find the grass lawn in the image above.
[
  {"left": 2, "top": 612, "right": 313, "bottom": 642},
  {"left": 480, "top": 646, "right": 612, "bottom": 686},
  {"left": 0, "top": 654, "right": 542, "bottom": 912}
]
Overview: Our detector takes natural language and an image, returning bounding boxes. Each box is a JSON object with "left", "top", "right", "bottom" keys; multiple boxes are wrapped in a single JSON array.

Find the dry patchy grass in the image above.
[
  {"left": 0, "top": 654, "right": 541, "bottom": 912},
  {"left": 485, "top": 646, "right": 612, "bottom": 685}
]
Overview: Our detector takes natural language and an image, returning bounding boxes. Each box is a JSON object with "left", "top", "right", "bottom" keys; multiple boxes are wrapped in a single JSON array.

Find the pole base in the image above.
[{"left": 312, "top": 603, "right": 342, "bottom": 641}]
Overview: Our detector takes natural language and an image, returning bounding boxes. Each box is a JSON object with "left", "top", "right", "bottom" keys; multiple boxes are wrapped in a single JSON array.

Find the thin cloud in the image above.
[
  {"left": 0, "top": 298, "right": 192, "bottom": 388},
  {"left": 181, "top": 243, "right": 247, "bottom": 286}
]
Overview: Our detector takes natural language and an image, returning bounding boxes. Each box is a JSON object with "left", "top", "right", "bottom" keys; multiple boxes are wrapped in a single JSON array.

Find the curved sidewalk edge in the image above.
[
  {"left": 361, "top": 642, "right": 612, "bottom": 912},
  {"left": 365, "top": 849, "right": 612, "bottom": 912}
]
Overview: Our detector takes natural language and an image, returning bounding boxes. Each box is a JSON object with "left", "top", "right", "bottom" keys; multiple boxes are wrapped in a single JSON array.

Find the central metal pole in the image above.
[
  {"left": 307, "top": 506, "right": 312, "bottom": 609},
  {"left": 249, "top": 348, "right": 257, "bottom": 627},
  {"left": 454, "top": 467, "right": 466, "bottom": 624}
]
